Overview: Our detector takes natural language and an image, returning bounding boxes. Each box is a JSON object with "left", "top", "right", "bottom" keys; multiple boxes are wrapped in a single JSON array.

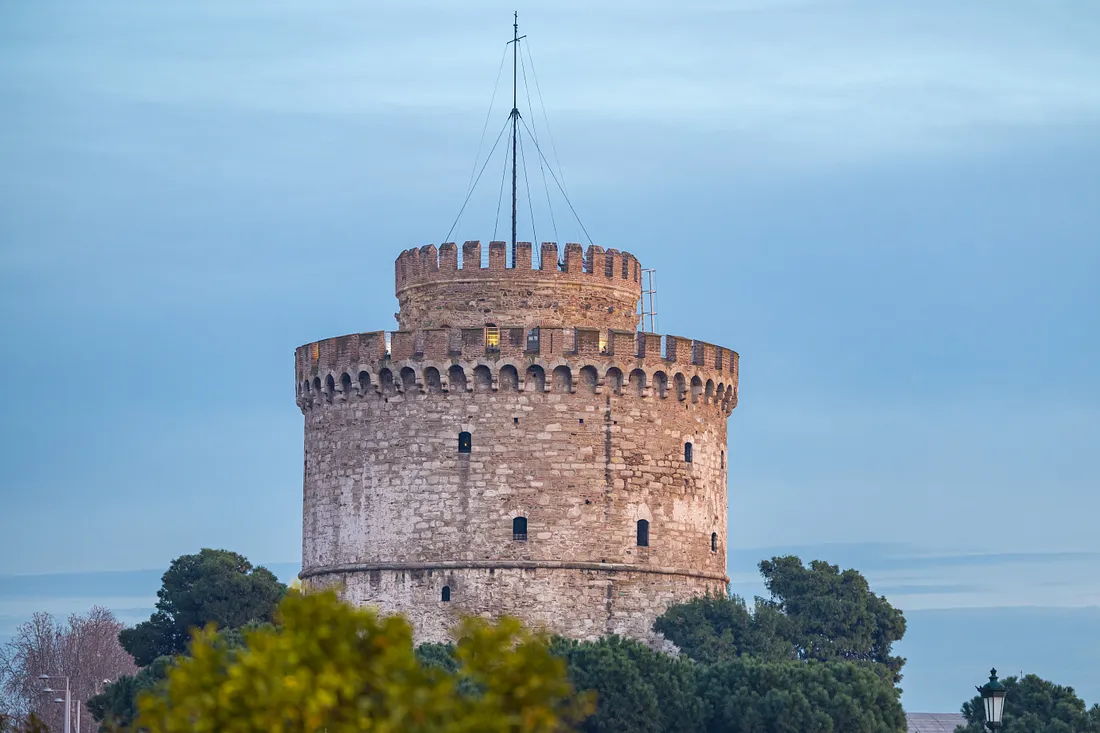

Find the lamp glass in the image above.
[{"left": 989, "top": 694, "right": 1006, "bottom": 724}]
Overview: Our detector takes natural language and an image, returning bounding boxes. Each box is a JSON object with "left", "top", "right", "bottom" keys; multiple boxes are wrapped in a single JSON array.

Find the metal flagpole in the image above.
[{"left": 508, "top": 12, "right": 525, "bottom": 266}]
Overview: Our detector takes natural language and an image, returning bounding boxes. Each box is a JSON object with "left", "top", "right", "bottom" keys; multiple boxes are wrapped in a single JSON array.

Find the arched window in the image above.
[
  {"left": 513, "top": 516, "right": 528, "bottom": 541},
  {"left": 458, "top": 431, "right": 472, "bottom": 453},
  {"left": 711, "top": 532, "right": 718, "bottom": 553},
  {"left": 684, "top": 442, "right": 693, "bottom": 463},
  {"left": 637, "top": 519, "right": 649, "bottom": 547},
  {"left": 441, "top": 585, "right": 451, "bottom": 602}
]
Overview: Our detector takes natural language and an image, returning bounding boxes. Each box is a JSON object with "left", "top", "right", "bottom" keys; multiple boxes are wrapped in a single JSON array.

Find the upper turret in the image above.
[{"left": 394, "top": 240, "right": 642, "bottom": 331}]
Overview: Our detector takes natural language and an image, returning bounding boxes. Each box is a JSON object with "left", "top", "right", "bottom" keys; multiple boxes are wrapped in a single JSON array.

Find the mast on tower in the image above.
[{"left": 508, "top": 12, "right": 525, "bottom": 266}]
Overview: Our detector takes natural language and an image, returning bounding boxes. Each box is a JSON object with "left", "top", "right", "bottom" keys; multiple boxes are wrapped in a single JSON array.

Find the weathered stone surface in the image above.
[
  {"left": 394, "top": 243, "right": 644, "bottom": 331},
  {"left": 296, "top": 247, "right": 739, "bottom": 643}
]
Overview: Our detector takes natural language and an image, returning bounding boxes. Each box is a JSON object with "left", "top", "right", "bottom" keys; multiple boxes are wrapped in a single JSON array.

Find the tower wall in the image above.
[
  {"left": 395, "top": 242, "right": 643, "bottom": 331},
  {"left": 296, "top": 325, "right": 738, "bottom": 642}
]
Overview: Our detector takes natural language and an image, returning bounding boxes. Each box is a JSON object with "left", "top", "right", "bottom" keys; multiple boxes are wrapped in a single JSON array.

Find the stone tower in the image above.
[{"left": 295, "top": 241, "right": 738, "bottom": 641}]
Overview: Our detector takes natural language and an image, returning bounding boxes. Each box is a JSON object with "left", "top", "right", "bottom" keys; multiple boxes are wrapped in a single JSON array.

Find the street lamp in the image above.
[
  {"left": 976, "top": 668, "right": 1008, "bottom": 730},
  {"left": 38, "top": 674, "right": 71, "bottom": 733}
]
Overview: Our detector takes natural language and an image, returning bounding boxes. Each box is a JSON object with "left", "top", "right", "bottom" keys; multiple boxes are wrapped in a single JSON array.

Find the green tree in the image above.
[
  {"left": 657, "top": 557, "right": 907, "bottom": 685},
  {"left": 698, "top": 656, "right": 906, "bottom": 733},
  {"left": 552, "top": 636, "right": 703, "bottom": 733},
  {"left": 759, "top": 556, "right": 907, "bottom": 682},
  {"left": 133, "top": 590, "right": 591, "bottom": 733},
  {"left": 958, "top": 672, "right": 1100, "bottom": 733},
  {"left": 118, "top": 549, "right": 286, "bottom": 666},
  {"left": 415, "top": 642, "right": 460, "bottom": 674},
  {"left": 90, "top": 623, "right": 275, "bottom": 729},
  {"left": 653, "top": 589, "right": 793, "bottom": 665}
]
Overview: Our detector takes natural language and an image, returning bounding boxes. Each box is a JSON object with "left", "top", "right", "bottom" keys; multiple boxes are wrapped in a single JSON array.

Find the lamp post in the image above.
[
  {"left": 976, "top": 668, "right": 1008, "bottom": 731},
  {"left": 38, "top": 674, "right": 71, "bottom": 733}
]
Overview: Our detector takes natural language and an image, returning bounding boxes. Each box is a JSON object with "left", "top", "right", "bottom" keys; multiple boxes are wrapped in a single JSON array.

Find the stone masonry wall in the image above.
[
  {"left": 309, "top": 567, "right": 720, "bottom": 642},
  {"left": 394, "top": 241, "right": 642, "bottom": 331},
  {"left": 298, "top": 355, "right": 733, "bottom": 643}
]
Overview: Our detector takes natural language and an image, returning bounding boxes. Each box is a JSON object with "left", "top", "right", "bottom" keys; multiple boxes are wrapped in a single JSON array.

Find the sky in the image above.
[{"left": 1, "top": 0, "right": 1098, "bottom": 714}]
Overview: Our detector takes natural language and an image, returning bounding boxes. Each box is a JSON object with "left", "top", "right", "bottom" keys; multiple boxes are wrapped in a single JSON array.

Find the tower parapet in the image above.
[
  {"left": 294, "top": 326, "right": 738, "bottom": 415},
  {"left": 394, "top": 241, "right": 643, "bottom": 331}
]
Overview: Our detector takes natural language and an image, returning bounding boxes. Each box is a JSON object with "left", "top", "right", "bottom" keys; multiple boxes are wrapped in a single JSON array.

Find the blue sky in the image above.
[{"left": 1, "top": 0, "right": 1097, "bottom": 714}]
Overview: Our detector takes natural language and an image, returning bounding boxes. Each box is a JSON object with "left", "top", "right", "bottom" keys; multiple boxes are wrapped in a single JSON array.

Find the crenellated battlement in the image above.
[
  {"left": 293, "top": 325, "right": 738, "bottom": 416},
  {"left": 395, "top": 242, "right": 642, "bottom": 288},
  {"left": 393, "top": 242, "right": 644, "bottom": 332}
]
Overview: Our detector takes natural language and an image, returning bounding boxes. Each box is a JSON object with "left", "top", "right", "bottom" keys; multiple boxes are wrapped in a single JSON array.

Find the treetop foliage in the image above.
[
  {"left": 655, "top": 555, "right": 907, "bottom": 684},
  {"left": 118, "top": 548, "right": 286, "bottom": 666},
  {"left": 89, "top": 623, "right": 276, "bottom": 730},
  {"left": 552, "top": 634, "right": 906, "bottom": 733},
  {"left": 760, "top": 557, "right": 906, "bottom": 681},
  {"left": 133, "top": 589, "right": 591, "bottom": 733},
  {"left": 552, "top": 635, "right": 704, "bottom": 733}
]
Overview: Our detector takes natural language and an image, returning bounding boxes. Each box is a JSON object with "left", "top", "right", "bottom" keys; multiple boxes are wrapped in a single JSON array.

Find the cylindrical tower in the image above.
[{"left": 296, "top": 241, "right": 738, "bottom": 642}]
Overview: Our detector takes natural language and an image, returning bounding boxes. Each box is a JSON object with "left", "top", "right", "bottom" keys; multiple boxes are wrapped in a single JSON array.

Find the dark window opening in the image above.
[
  {"left": 513, "top": 417, "right": 519, "bottom": 424},
  {"left": 720, "top": 450, "right": 724, "bottom": 468},
  {"left": 579, "top": 418, "right": 584, "bottom": 424},
  {"left": 441, "top": 585, "right": 451, "bottom": 602},
  {"left": 458, "top": 431, "right": 472, "bottom": 453},
  {"left": 711, "top": 532, "right": 718, "bottom": 553},
  {"left": 637, "top": 519, "right": 649, "bottom": 547},
  {"left": 513, "top": 516, "right": 528, "bottom": 541},
  {"left": 684, "top": 442, "right": 693, "bottom": 463}
]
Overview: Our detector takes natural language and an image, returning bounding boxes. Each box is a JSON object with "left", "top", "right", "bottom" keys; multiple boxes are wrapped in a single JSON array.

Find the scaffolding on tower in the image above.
[{"left": 640, "top": 268, "right": 658, "bottom": 333}]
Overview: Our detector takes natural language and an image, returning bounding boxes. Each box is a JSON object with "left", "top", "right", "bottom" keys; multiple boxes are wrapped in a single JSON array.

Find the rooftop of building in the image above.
[{"left": 906, "top": 712, "right": 966, "bottom": 732}]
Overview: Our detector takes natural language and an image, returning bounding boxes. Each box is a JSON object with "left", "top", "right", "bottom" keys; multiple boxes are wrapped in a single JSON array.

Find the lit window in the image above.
[
  {"left": 485, "top": 325, "right": 500, "bottom": 350},
  {"left": 513, "top": 516, "right": 528, "bottom": 541},
  {"left": 637, "top": 519, "right": 649, "bottom": 547},
  {"left": 458, "top": 432, "right": 472, "bottom": 453}
]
